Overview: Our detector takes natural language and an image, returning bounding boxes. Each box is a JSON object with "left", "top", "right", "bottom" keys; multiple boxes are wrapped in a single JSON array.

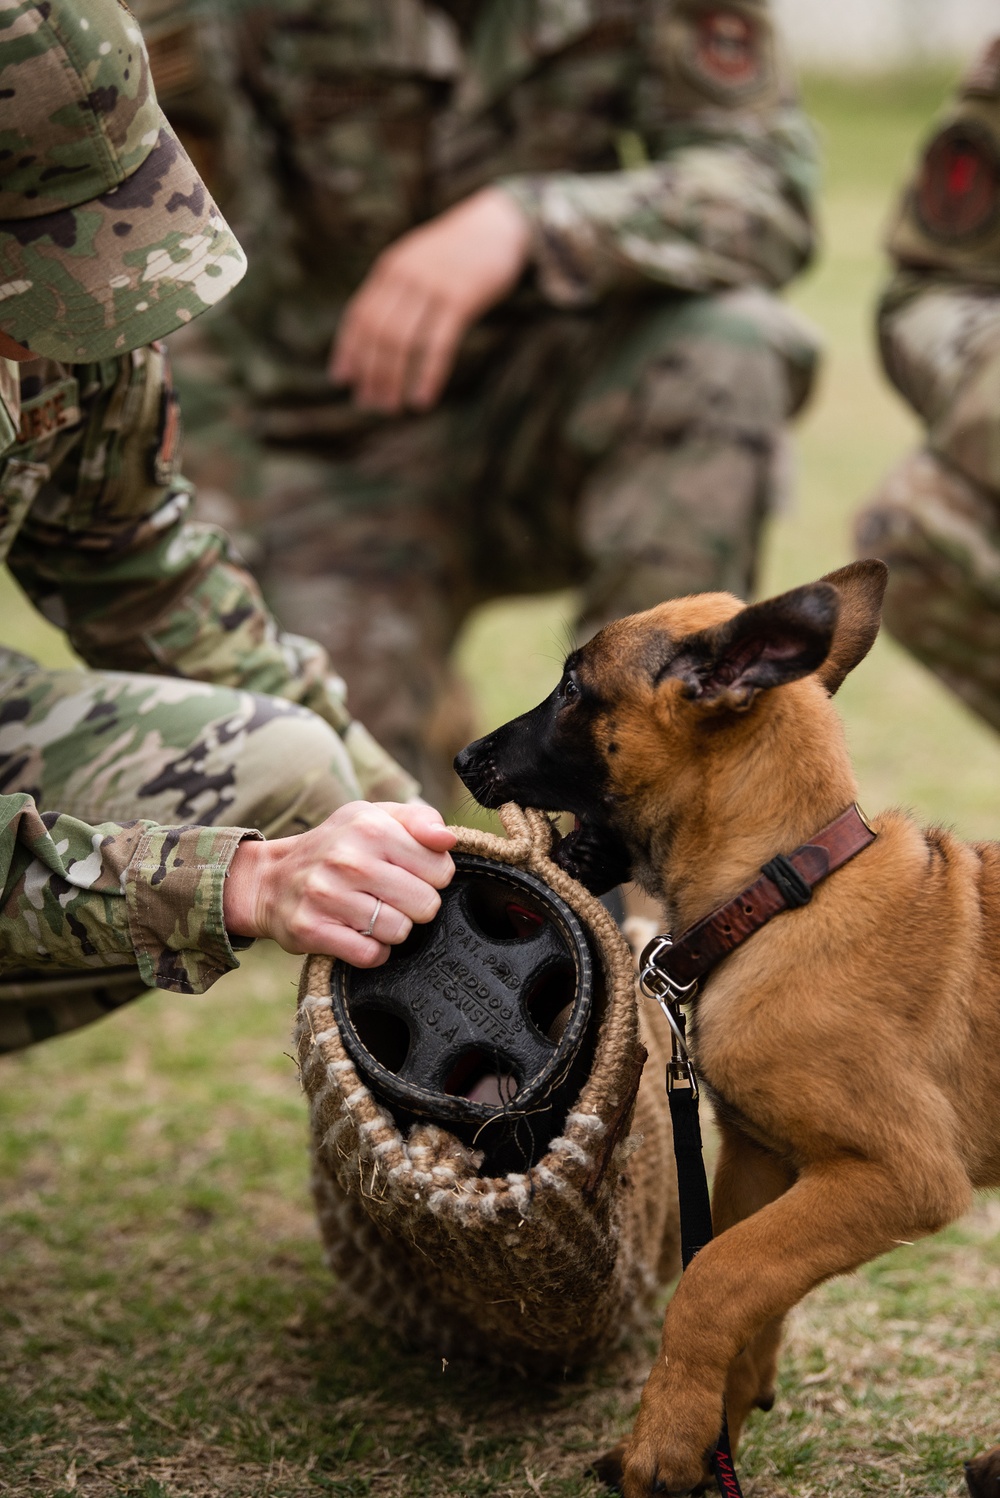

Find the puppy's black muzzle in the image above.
[
  {"left": 455, "top": 695, "right": 565, "bottom": 812},
  {"left": 452, "top": 737, "right": 508, "bottom": 811},
  {"left": 455, "top": 707, "right": 632, "bottom": 896}
]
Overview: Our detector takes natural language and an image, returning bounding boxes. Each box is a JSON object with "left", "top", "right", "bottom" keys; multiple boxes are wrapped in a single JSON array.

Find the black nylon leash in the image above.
[{"left": 661, "top": 1003, "right": 745, "bottom": 1498}]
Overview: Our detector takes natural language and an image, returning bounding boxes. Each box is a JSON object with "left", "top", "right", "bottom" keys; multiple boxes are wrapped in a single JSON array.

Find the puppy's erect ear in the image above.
[
  {"left": 818, "top": 559, "right": 888, "bottom": 694},
  {"left": 660, "top": 582, "right": 840, "bottom": 711}
]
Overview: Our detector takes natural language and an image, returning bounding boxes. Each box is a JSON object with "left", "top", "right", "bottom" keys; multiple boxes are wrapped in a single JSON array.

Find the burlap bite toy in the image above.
[{"left": 295, "top": 805, "right": 679, "bottom": 1371}]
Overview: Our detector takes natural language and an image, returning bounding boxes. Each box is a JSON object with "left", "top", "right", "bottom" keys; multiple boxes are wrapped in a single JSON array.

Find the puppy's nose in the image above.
[
  {"left": 454, "top": 738, "right": 490, "bottom": 795},
  {"left": 454, "top": 732, "right": 493, "bottom": 777}
]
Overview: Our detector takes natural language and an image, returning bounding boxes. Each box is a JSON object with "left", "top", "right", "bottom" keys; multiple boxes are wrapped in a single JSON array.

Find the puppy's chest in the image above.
[
  {"left": 699, "top": 1076, "right": 792, "bottom": 1161},
  {"left": 688, "top": 1002, "right": 796, "bottom": 1162}
]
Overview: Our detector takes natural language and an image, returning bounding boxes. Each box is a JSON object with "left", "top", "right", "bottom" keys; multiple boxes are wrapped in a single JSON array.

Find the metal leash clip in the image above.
[
  {"left": 638, "top": 934, "right": 700, "bottom": 1096},
  {"left": 638, "top": 934, "right": 699, "bottom": 1005}
]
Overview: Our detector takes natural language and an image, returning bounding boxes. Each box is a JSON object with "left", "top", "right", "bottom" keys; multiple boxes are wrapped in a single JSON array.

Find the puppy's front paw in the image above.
[
  {"left": 621, "top": 1440, "right": 709, "bottom": 1497},
  {"left": 620, "top": 1368, "right": 722, "bottom": 1497},
  {"left": 588, "top": 1439, "right": 626, "bottom": 1492},
  {"left": 966, "top": 1446, "right": 1000, "bottom": 1498}
]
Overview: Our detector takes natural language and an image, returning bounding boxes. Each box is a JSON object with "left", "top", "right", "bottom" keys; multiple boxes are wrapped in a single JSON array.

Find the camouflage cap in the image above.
[{"left": 0, "top": 0, "right": 246, "bottom": 361}]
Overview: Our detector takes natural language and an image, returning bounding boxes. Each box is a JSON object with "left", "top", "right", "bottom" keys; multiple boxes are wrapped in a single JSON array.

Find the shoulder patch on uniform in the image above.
[
  {"left": 685, "top": 8, "right": 763, "bottom": 95},
  {"left": 915, "top": 122, "right": 1000, "bottom": 242},
  {"left": 961, "top": 36, "right": 1000, "bottom": 99}
]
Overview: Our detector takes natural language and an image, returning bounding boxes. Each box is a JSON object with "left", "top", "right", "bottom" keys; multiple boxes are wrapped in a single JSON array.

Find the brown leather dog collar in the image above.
[{"left": 639, "top": 803, "right": 877, "bottom": 997}]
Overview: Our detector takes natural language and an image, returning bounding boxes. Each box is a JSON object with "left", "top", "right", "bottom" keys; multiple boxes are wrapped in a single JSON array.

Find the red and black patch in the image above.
[
  {"left": 915, "top": 123, "right": 1000, "bottom": 242},
  {"left": 691, "top": 9, "right": 761, "bottom": 91}
]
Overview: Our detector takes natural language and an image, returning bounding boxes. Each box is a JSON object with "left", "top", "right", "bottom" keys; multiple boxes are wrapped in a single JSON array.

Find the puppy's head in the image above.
[{"left": 455, "top": 561, "right": 887, "bottom": 893}]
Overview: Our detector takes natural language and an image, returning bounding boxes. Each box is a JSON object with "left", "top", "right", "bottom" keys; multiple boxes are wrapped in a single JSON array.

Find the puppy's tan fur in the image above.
[{"left": 552, "top": 567, "right": 1000, "bottom": 1494}]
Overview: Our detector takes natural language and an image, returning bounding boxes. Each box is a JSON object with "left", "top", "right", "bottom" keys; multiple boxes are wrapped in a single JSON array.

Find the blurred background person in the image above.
[
  {"left": 857, "top": 37, "right": 1000, "bottom": 733},
  {"left": 135, "top": 0, "right": 822, "bottom": 807}
]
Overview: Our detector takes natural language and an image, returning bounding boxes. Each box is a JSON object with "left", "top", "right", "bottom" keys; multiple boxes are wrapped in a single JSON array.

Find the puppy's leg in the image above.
[
  {"left": 711, "top": 1126, "right": 796, "bottom": 1445},
  {"left": 966, "top": 1445, "right": 1000, "bottom": 1497},
  {"left": 621, "top": 1152, "right": 970, "bottom": 1497},
  {"left": 593, "top": 1129, "right": 791, "bottom": 1494}
]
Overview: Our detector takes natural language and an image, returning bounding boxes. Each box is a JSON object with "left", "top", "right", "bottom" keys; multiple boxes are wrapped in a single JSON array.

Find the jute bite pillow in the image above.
[{"left": 295, "top": 805, "right": 680, "bottom": 1370}]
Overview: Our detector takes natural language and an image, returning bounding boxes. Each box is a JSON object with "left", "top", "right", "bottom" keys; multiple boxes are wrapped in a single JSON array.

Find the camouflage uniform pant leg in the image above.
[
  {"left": 165, "top": 319, "right": 474, "bottom": 810},
  {"left": 0, "top": 650, "right": 362, "bottom": 1047},
  {"left": 0, "top": 652, "right": 362, "bottom": 835},
  {"left": 856, "top": 449, "right": 1000, "bottom": 732},
  {"left": 238, "top": 428, "right": 473, "bottom": 813},
  {"left": 855, "top": 283, "right": 1000, "bottom": 730},
  {"left": 565, "top": 286, "right": 819, "bottom": 634},
  {"left": 164, "top": 318, "right": 271, "bottom": 570}
]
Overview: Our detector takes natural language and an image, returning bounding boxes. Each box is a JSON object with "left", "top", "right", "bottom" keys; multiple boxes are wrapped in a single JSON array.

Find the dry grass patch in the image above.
[{"left": 1, "top": 948, "right": 997, "bottom": 1497}]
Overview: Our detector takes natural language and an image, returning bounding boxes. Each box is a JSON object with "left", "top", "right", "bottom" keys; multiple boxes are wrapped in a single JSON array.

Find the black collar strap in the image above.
[{"left": 640, "top": 803, "right": 877, "bottom": 997}]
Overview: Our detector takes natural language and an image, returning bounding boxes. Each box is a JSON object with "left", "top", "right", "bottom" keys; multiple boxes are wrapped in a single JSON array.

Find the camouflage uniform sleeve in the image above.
[
  {"left": 6, "top": 346, "right": 419, "bottom": 803},
  {"left": 499, "top": 0, "right": 818, "bottom": 307},
  {"left": 877, "top": 39, "right": 1000, "bottom": 492},
  {"left": 0, "top": 791, "right": 261, "bottom": 994},
  {"left": 0, "top": 358, "right": 20, "bottom": 457}
]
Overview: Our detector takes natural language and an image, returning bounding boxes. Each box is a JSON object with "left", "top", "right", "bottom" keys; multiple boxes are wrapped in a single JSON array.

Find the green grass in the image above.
[{"left": 3, "top": 68, "right": 1000, "bottom": 1498}]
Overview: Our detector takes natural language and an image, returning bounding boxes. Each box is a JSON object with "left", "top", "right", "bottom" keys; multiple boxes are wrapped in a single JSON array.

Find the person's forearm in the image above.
[
  {"left": 0, "top": 792, "right": 257, "bottom": 993},
  {"left": 877, "top": 272, "right": 1000, "bottom": 496}
]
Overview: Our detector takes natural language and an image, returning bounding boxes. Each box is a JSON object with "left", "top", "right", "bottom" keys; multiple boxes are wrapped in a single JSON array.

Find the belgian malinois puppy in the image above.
[{"left": 455, "top": 560, "right": 1000, "bottom": 1497}]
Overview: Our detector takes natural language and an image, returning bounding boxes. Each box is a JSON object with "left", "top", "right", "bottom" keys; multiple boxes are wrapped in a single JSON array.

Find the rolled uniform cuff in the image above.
[
  {"left": 125, "top": 824, "right": 264, "bottom": 994},
  {"left": 498, "top": 151, "right": 813, "bottom": 310},
  {"left": 498, "top": 175, "right": 610, "bottom": 308}
]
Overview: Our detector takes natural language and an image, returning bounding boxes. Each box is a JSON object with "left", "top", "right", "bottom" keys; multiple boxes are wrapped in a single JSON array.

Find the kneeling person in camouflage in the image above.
[
  {"left": 140, "top": 0, "right": 822, "bottom": 806},
  {"left": 0, "top": 0, "right": 454, "bottom": 1054},
  {"left": 857, "top": 40, "right": 1000, "bottom": 729}
]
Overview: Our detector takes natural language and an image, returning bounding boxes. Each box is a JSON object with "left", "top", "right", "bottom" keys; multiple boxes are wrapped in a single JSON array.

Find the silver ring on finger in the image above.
[{"left": 362, "top": 897, "right": 383, "bottom": 939}]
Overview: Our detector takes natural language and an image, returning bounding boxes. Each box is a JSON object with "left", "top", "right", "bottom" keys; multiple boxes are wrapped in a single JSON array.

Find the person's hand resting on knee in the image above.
[
  {"left": 329, "top": 186, "right": 531, "bottom": 413},
  {"left": 224, "top": 802, "right": 456, "bottom": 967}
]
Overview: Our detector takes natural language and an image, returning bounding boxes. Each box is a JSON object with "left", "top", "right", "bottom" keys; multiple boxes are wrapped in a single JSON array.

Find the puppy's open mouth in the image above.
[
  {"left": 454, "top": 739, "right": 632, "bottom": 894},
  {"left": 552, "top": 817, "right": 632, "bottom": 896}
]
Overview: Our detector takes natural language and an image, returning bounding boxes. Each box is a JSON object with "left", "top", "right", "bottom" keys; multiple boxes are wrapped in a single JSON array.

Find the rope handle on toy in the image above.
[{"left": 447, "top": 803, "right": 552, "bottom": 870}]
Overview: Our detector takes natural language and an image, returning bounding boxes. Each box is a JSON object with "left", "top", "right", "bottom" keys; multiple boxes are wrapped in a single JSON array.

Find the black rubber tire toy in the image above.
[{"left": 331, "top": 854, "right": 597, "bottom": 1171}]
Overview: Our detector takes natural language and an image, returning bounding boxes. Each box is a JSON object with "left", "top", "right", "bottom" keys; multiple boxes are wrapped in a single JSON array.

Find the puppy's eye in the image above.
[{"left": 561, "top": 677, "right": 579, "bottom": 704}]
